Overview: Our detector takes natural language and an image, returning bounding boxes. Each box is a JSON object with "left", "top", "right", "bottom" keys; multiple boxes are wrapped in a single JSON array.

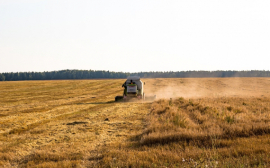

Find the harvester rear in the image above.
[{"left": 115, "top": 76, "right": 156, "bottom": 102}]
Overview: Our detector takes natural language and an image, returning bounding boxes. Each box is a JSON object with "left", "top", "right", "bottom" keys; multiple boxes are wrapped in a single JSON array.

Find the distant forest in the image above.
[{"left": 1, "top": 70, "right": 270, "bottom": 81}]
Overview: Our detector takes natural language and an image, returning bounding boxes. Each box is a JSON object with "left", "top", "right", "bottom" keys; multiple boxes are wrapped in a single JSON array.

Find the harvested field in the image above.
[{"left": 0, "top": 78, "right": 270, "bottom": 167}]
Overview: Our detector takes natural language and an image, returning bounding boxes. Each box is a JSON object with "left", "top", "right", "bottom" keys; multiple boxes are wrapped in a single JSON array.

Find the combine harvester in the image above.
[{"left": 115, "top": 76, "right": 156, "bottom": 101}]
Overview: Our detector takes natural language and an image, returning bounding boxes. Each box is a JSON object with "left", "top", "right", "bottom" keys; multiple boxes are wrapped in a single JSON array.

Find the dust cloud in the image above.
[{"left": 142, "top": 78, "right": 270, "bottom": 99}]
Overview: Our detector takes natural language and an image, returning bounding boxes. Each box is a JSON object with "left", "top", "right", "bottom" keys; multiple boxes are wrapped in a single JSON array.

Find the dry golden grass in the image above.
[{"left": 0, "top": 78, "right": 270, "bottom": 167}]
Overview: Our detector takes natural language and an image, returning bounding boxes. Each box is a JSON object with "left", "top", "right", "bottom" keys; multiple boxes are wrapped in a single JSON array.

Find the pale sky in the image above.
[{"left": 1, "top": 0, "right": 270, "bottom": 73}]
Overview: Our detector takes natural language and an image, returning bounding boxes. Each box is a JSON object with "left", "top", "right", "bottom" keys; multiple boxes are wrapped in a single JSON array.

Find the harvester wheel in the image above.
[{"left": 115, "top": 96, "right": 123, "bottom": 102}]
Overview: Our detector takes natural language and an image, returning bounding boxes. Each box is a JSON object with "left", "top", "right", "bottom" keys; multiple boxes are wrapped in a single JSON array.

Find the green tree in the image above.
[{"left": 0, "top": 74, "right": 5, "bottom": 81}]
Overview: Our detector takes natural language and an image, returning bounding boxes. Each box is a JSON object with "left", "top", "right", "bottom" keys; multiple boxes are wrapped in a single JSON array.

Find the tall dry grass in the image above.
[
  {"left": 141, "top": 97, "right": 270, "bottom": 146},
  {"left": 100, "top": 97, "right": 270, "bottom": 167}
]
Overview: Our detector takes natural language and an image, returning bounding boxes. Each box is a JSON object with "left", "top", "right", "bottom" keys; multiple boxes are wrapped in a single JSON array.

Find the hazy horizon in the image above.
[
  {"left": 2, "top": 69, "right": 270, "bottom": 74},
  {"left": 1, "top": 0, "right": 270, "bottom": 73}
]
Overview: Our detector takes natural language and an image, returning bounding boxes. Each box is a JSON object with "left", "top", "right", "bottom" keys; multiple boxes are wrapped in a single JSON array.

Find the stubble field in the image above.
[{"left": 0, "top": 78, "right": 270, "bottom": 167}]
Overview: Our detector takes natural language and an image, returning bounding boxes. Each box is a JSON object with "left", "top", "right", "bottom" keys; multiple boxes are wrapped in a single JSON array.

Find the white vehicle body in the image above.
[{"left": 125, "top": 76, "right": 143, "bottom": 95}]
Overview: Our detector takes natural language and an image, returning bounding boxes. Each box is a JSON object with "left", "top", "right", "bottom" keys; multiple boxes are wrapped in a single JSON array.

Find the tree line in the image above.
[{"left": 0, "top": 70, "right": 270, "bottom": 81}]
